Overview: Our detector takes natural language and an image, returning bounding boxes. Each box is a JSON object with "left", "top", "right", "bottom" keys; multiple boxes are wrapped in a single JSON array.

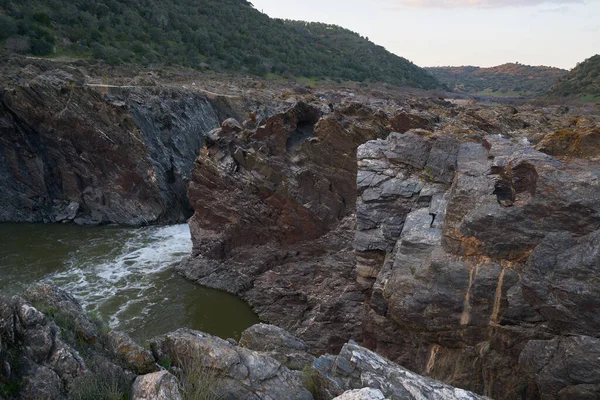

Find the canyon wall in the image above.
[
  {"left": 0, "top": 57, "right": 254, "bottom": 225},
  {"left": 183, "top": 92, "right": 600, "bottom": 399}
]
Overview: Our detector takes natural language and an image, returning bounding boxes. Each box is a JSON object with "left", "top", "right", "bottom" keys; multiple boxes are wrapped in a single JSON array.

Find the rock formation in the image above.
[
  {"left": 0, "top": 284, "right": 152, "bottom": 399},
  {"left": 4, "top": 55, "right": 600, "bottom": 399},
  {"left": 183, "top": 90, "right": 600, "bottom": 399},
  {"left": 0, "top": 57, "right": 253, "bottom": 225},
  {"left": 0, "top": 285, "right": 481, "bottom": 399},
  {"left": 179, "top": 99, "right": 397, "bottom": 354}
]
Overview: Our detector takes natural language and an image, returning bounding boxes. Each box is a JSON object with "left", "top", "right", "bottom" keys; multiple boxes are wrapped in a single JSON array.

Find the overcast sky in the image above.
[{"left": 249, "top": 0, "right": 599, "bottom": 69}]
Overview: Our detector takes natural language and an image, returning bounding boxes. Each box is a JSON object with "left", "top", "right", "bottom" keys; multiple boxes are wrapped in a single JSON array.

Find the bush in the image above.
[
  {"left": 68, "top": 359, "right": 129, "bottom": 400},
  {"left": 30, "top": 38, "right": 54, "bottom": 55},
  {"left": 68, "top": 374, "right": 124, "bottom": 400},
  {"left": 0, "top": 15, "right": 17, "bottom": 40},
  {"left": 174, "top": 355, "right": 224, "bottom": 400},
  {"left": 5, "top": 36, "right": 30, "bottom": 53}
]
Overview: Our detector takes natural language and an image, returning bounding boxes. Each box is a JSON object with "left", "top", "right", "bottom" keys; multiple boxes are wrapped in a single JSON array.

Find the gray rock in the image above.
[
  {"left": 522, "top": 230, "right": 600, "bottom": 336},
  {"left": 21, "top": 366, "right": 64, "bottom": 400},
  {"left": 23, "top": 284, "right": 99, "bottom": 343},
  {"left": 313, "top": 341, "right": 487, "bottom": 399},
  {"left": 0, "top": 286, "right": 145, "bottom": 399},
  {"left": 107, "top": 331, "right": 156, "bottom": 374},
  {"left": 221, "top": 117, "right": 244, "bottom": 134},
  {"left": 520, "top": 336, "right": 600, "bottom": 398},
  {"left": 239, "top": 324, "right": 314, "bottom": 370},
  {"left": 24, "top": 326, "right": 54, "bottom": 363},
  {"left": 150, "top": 328, "right": 313, "bottom": 400},
  {"left": 17, "top": 302, "right": 46, "bottom": 328},
  {"left": 65, "top": 202, "right": 80, "bottom": 220},
  {"left": 333, "top": 388, "right": 386, "bottom": 400},
  {"left": 131, "top": 371, "right": 182, "bottom": 400}
]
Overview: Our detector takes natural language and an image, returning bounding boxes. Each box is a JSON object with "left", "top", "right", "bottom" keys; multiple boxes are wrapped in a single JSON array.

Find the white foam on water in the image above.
[{"left": 44, "top": 224, "right": 192, "bottom": 329}]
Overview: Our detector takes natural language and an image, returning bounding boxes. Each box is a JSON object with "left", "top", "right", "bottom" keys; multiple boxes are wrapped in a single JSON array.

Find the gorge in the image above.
[{"left": 2, "top": 55, "right": 600, "bottom": 399}]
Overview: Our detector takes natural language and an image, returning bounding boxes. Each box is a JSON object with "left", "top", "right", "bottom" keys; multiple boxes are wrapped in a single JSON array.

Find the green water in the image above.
[{"left": 0, "top": 223, "right": 259, "bottom": 341}]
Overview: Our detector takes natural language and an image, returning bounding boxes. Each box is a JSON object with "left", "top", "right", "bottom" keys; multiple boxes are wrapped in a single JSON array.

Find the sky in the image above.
[{"left": 249, "top": 0, "right": 599, "bottom": 70}]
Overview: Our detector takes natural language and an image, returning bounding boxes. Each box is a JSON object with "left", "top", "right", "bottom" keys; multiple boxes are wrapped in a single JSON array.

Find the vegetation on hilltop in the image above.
[
  {"left": 546, "top": 55, "right": 600, "bottom": 102},
  {"left": 426, "top": 63, "right": 566, "bottom": 97},
  {"left": 0, "top": 0, "right": 443, "bottom": 89}
]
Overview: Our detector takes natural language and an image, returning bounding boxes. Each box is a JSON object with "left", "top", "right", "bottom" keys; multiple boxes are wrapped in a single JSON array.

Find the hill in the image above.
[
  {"left": 426, "top": 63, "right": 566, "bottom": 97},
  {"left": 546, "top": 55, "right": 600, "bottom": 102},
  {"left": 0, "top": 0, "right": 442, "bottom": 89}
]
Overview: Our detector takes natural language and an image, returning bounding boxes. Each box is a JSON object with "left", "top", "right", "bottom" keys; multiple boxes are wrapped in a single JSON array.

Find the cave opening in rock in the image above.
[
  {"left": 286, "top": 120, "right": 315, "bottom": 153},
  {"left": 494, "top": 179, "right": 515, "bottom": 206}
]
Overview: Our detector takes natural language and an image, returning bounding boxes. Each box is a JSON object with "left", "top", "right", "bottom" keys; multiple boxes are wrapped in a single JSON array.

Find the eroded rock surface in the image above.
[
  {"left": 150, "top": 328, "right": 314, "bottom": 400},
  {"left": 182, "top": 91, "right": 600, "bottom": 399},
  {"left": 0, "top": 57, "right": 251, "bottom": 225},
  {"left": 0, "top": 284, "right": 150, "bottom": 399},
  {"left": 357, "top": 127, "right": 600, "bottom": 398},
  {"left": 312, "top": 341, "right": 487, "bottom": 400},
  {"left": 179, "top": 100, "right": 400, "bottom": 354}
]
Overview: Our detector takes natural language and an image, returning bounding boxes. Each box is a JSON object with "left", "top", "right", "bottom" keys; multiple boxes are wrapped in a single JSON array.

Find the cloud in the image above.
[{"left": 381, "top": 0, "right": 585, "bottom": 8}]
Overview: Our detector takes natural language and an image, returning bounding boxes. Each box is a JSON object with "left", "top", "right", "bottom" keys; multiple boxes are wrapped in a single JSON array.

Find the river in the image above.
[{"left": 0, "top": 223, "right": 259, "bottom": 341}]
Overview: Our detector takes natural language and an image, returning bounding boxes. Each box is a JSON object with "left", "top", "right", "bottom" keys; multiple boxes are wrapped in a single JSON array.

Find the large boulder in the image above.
[
  {"left": 239, "top": 323, "right": 314, "bottom": 370},
  {"left": 149, "top": 328, "right": 313, "bottom": 400},
  {"left": 131, "top": 371, "right": 182, "bottom": 400},
  {"left": 312, "top": 341, "right": 487, "bottom": 400}
]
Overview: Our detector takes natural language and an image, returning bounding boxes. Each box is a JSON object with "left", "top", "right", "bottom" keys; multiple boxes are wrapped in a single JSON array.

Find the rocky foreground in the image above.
[{"left": 0, "top": 284, "right": 485, "bottom": 399}]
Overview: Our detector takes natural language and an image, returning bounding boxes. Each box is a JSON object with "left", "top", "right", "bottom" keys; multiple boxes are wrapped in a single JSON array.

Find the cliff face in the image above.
[
  {"left": 179, "top": 98, "right": 396, "bottom": 354},
  {"left": 183, "top": 89, "right": 600, "bottom": 399},
  {"left": 0, "top": 57, "right": 251, "bottom": 225},
  {"left": 357, "top": 131, "right": 600, "bottom": 399}
]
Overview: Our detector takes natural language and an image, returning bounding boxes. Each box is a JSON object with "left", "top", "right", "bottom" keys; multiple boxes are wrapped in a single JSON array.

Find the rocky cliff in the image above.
[
  {"left": 0, "top": 56, "right": 261, "bottom": 225},
  {"left": 182, "top": 89, "right": 600, "bottom": 399}
]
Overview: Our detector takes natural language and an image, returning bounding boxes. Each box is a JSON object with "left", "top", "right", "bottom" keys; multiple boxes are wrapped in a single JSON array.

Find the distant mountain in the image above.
[
  {"left": 546, "top": 55, "right": 600, "bottom": 102},
  {"left": 426, "top": 63, "right": 567, "bottom": 97},
  {"left": 0, "top": 0, "right": 443, "bottom": 89}
]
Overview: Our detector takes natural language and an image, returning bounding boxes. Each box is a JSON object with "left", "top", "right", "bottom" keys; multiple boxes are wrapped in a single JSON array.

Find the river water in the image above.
[{"left": 0, "top": 223, "right": 259, "bottom": 341}]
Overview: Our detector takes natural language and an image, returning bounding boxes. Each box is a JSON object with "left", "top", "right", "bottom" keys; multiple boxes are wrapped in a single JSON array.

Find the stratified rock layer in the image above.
[
  {"left": 184, "top": 92, "right": 600, "bottom": 399},
  {"left": 356, "top": 130, "right": 600, "bottom": 399},
  {"left": 0, "top": 58, "right": 249, "bottom": 225},
  {"left": 180, "top": 100, "right": 396, "bottom": 354}
]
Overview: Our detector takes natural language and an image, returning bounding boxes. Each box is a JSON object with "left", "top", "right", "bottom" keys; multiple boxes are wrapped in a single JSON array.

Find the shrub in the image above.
[
  {"left": 68, "top": 374, "right": 124, "bottom": 400},
  {"left": 174, "top": 355, "right": 224, "bottom": 400}
]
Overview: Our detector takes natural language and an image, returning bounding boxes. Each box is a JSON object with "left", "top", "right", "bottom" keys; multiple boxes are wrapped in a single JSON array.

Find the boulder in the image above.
[
  {"left": 312, "top": 341, "right": 487, "bottom": 400},
  {"left": 150, "top": 328, "right": 313, "bottom": 400},
  {"left": 131, "top": 371, "right": 182, "bottom": 400},
  {"left": 333, "top": 388, "right": 385, "bottom": 400},
  {"left": 239, "top": 324, "right": 314, "bottom": 370},
  {"left": 333, "top": 388, "right": 386, "bottom": 400},
  {"left": 108, "top": 331, "right": 156, "bottom": 375}
]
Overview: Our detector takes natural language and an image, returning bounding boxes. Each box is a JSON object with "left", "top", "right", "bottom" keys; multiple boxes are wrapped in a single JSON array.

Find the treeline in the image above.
[
  {"left": 546, "top": 55, "right": 600, "bottom": 101},
  {"left": 0, "top": 0, "right": 442, "bottom": 88},
  {"left": 426, "top": 63, "right": 567, "bottom": 96}
]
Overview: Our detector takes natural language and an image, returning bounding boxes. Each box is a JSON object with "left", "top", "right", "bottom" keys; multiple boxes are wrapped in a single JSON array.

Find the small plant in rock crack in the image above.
[
  {"left": 68, "top": 372, "right": 126, "bottom": 400},
  {"left": 175, "top": 355, "right": 225, "bottom": 400}
]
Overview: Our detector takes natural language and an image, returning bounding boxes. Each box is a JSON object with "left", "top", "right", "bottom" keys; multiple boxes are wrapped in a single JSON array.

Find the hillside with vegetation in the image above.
[
  {"left": 0, "top": 0, "right": 442, "bottom": 88},
  {"left": 546, "top": 55, "right": 600, "bottom": 102},
  {"left": 426, "top": 63, "right": 566, "bottom": 97}
]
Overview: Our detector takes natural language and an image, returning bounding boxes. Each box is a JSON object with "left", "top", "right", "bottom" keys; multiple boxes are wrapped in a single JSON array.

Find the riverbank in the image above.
[{"left": 0, "top": 223, "right": 258, "bottom": 341}]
